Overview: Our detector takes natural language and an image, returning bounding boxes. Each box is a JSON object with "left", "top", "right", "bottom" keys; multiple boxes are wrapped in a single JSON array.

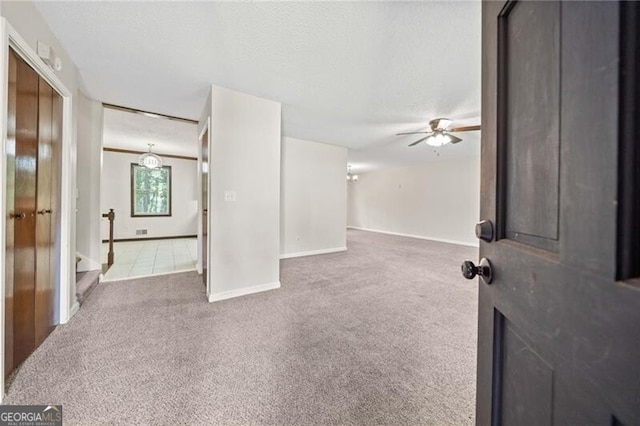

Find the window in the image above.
[{"left": 131, "top": 164, "right": 172, "bottom": 217}]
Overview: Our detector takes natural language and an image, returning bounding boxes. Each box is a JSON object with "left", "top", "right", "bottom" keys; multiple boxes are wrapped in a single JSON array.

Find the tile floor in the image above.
[{"left": 101, "top": 238, "right": 197, "bottom": 281}]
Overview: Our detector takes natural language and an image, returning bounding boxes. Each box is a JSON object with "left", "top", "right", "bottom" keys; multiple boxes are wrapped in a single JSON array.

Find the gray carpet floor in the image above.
[{"left": 4, "top": 229, "right": 478, "bottom": 425}]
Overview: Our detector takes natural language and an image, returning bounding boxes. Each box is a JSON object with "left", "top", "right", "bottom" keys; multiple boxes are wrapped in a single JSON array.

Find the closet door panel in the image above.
[
  {"left": 13, "top": 54, "right": 39, "bottom": 368},
  {"left": 5, "top": 50, "right": 18, "bottom": 378},
  {"left": 35, "top": 78, "right": 54, "bottom": 347}
]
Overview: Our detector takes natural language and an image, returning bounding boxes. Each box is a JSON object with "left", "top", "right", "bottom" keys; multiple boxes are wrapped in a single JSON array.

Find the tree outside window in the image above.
[{"left": 131, "top": 164, "right": 172, "bottom": 217}]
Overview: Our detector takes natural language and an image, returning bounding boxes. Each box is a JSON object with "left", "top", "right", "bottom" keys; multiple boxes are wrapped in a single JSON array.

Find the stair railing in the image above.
[{"left": 102, "top": 208, "right": 115, "bottom": 267}]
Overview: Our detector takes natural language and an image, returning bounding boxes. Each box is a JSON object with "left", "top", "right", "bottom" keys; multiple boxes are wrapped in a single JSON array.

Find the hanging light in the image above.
[
  {"left": 138, "top": 143, "right": 163, "bottom": 169},
  {"left": 347, "top": 165, "right": 358, "bottom": 182},
  {"left": 425, "top": 131, "right": 452, "bottom": 147}
]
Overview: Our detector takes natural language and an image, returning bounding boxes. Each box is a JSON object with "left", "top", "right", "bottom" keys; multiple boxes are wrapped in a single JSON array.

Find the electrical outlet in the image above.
[{"left": 224, "top": 191, "right": 236, "bottom": 202}]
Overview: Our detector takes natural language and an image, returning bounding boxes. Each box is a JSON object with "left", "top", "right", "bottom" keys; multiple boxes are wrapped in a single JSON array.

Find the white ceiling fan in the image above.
[{"left": 397, "top": 118, "right": 481, "bottom": 147}]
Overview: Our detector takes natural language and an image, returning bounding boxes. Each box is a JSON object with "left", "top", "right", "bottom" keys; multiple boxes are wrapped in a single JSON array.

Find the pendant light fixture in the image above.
[{"left": 138, "top": 143, "right": 163, "bottom": 169}]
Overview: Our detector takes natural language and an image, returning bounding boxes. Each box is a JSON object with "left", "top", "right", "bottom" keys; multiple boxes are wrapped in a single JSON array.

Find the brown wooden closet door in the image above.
[
  {"left": 35, "top": 78, "right": 54, "bottom": 347},
  {"left": 5, "top": 50, "right": 62, "bottom": 378},
  {"left": 12, "top": 51, "right": 39, "bottom": 371},
  {"left": 5, "top": 50, "right": 18, "bottom": 378}
]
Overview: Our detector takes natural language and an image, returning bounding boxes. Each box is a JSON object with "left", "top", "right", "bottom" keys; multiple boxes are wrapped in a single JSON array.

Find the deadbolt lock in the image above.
[{"left": 475, "top": 220, "right": 494, "bottom": 242}]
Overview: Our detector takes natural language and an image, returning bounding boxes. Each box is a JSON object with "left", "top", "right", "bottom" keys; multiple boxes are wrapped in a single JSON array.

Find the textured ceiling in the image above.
[
  {"left": 103, "top": 108, "right": 198, "bottom": 158},
  {"left": 34, "top": 1, "right": 481, "bottom": 166}
]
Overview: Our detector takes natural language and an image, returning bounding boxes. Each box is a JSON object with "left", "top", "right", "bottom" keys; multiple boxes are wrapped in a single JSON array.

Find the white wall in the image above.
[
  {"left": 101, "top": 151, "right": 198, "bottom": 240},
  {"left": 205, "top": 86, "right": 281, "bottom": 301},
  {"left": 281, "top": 137, "right": 347, "bottom": 257},
  {"left": 348, "top": 156, "right": 480, "bottom": 247},
  {"left": 76, "top": 92, "right": 102, "bottom": 271},
  {"left": 1, "top": 1, "right": 79, "bottom": 95}
]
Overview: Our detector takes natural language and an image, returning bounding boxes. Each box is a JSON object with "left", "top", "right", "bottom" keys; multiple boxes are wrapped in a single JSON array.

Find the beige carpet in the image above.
[{"left": 3, "top": 229, "right": 478, "bottom": 425}]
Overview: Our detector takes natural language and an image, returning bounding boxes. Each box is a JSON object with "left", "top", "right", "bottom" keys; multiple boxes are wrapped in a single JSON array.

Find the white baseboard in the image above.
[
  {"left": 208, "top": 281, "right": 281, "bottom": 303},
  {"left": 101, "top": 268, "right": 195, "bottom": 283},
  {"left": 347, "top": 226, "right": 479, "bottom": 248},
  {"left": 75, "top": 252, "right": 101, "bottom": 272},
  {"left": 280, "top": 246, "right": 347, "bottom": 259}
]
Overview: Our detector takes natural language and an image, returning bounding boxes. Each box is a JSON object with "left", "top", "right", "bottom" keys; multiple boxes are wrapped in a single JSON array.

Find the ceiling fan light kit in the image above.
[
  {"left": 397, "top": 117, "right": 480, "bottom": 148},
  {"left": 426, "top": 131, "right": 451, "bottom": 147}
]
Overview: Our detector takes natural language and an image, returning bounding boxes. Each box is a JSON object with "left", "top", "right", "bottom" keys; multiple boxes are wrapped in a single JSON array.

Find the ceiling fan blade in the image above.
[
  {"left": 447, "top": 134, "right": 463, "bottom": 144},
  {"left": 450, "top": 125, "right": 481, "bottom": 132},
  {"left": 409, "top": 136, "right": 430, "bottom": 147},
  {"left": 396, "top": 131, "right": 430, "bottom": 136}
]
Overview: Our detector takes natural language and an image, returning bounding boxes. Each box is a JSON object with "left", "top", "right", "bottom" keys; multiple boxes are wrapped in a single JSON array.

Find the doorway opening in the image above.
[
  {"left": 98, "top": 105, "right": 199, "bottom": 282},
  {"left": 199, "top": 123, "right": 209, "bottom": 291}
]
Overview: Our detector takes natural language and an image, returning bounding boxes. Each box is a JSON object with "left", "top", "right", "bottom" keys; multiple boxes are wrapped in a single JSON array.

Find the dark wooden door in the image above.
[
  {"left": 5, "top": 49, "right": 18, "bottom": 378},
  {"left": 476, "top": 1, "right": 640, "bottom": 424},
  {"left": 201, "top": 129, "right": 209, "bottom": 287},
  {"left": 10, "top": 50, "right": 39, "bottom": 372},
  {"left": 34, "top": 77, "right": 55, "bottom": 347}
]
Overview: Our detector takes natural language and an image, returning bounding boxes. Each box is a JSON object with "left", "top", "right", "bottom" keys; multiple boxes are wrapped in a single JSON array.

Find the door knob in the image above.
[
  {"left": 9, "top": 212, "right": 26, "bottom": 220},
  {"left": 461, "top": 258, "right": 493, "bottom": 284},
  {"left": 37, "top": 209, "right": 47, "bottom": 215},
  {"left": 45, "top": 209, "right": 52, "bottom": 214}
]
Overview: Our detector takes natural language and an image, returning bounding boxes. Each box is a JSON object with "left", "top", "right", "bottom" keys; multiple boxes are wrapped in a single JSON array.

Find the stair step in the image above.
[{"left": 76, "top": 269, "right": 100, "bottom": 305}]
